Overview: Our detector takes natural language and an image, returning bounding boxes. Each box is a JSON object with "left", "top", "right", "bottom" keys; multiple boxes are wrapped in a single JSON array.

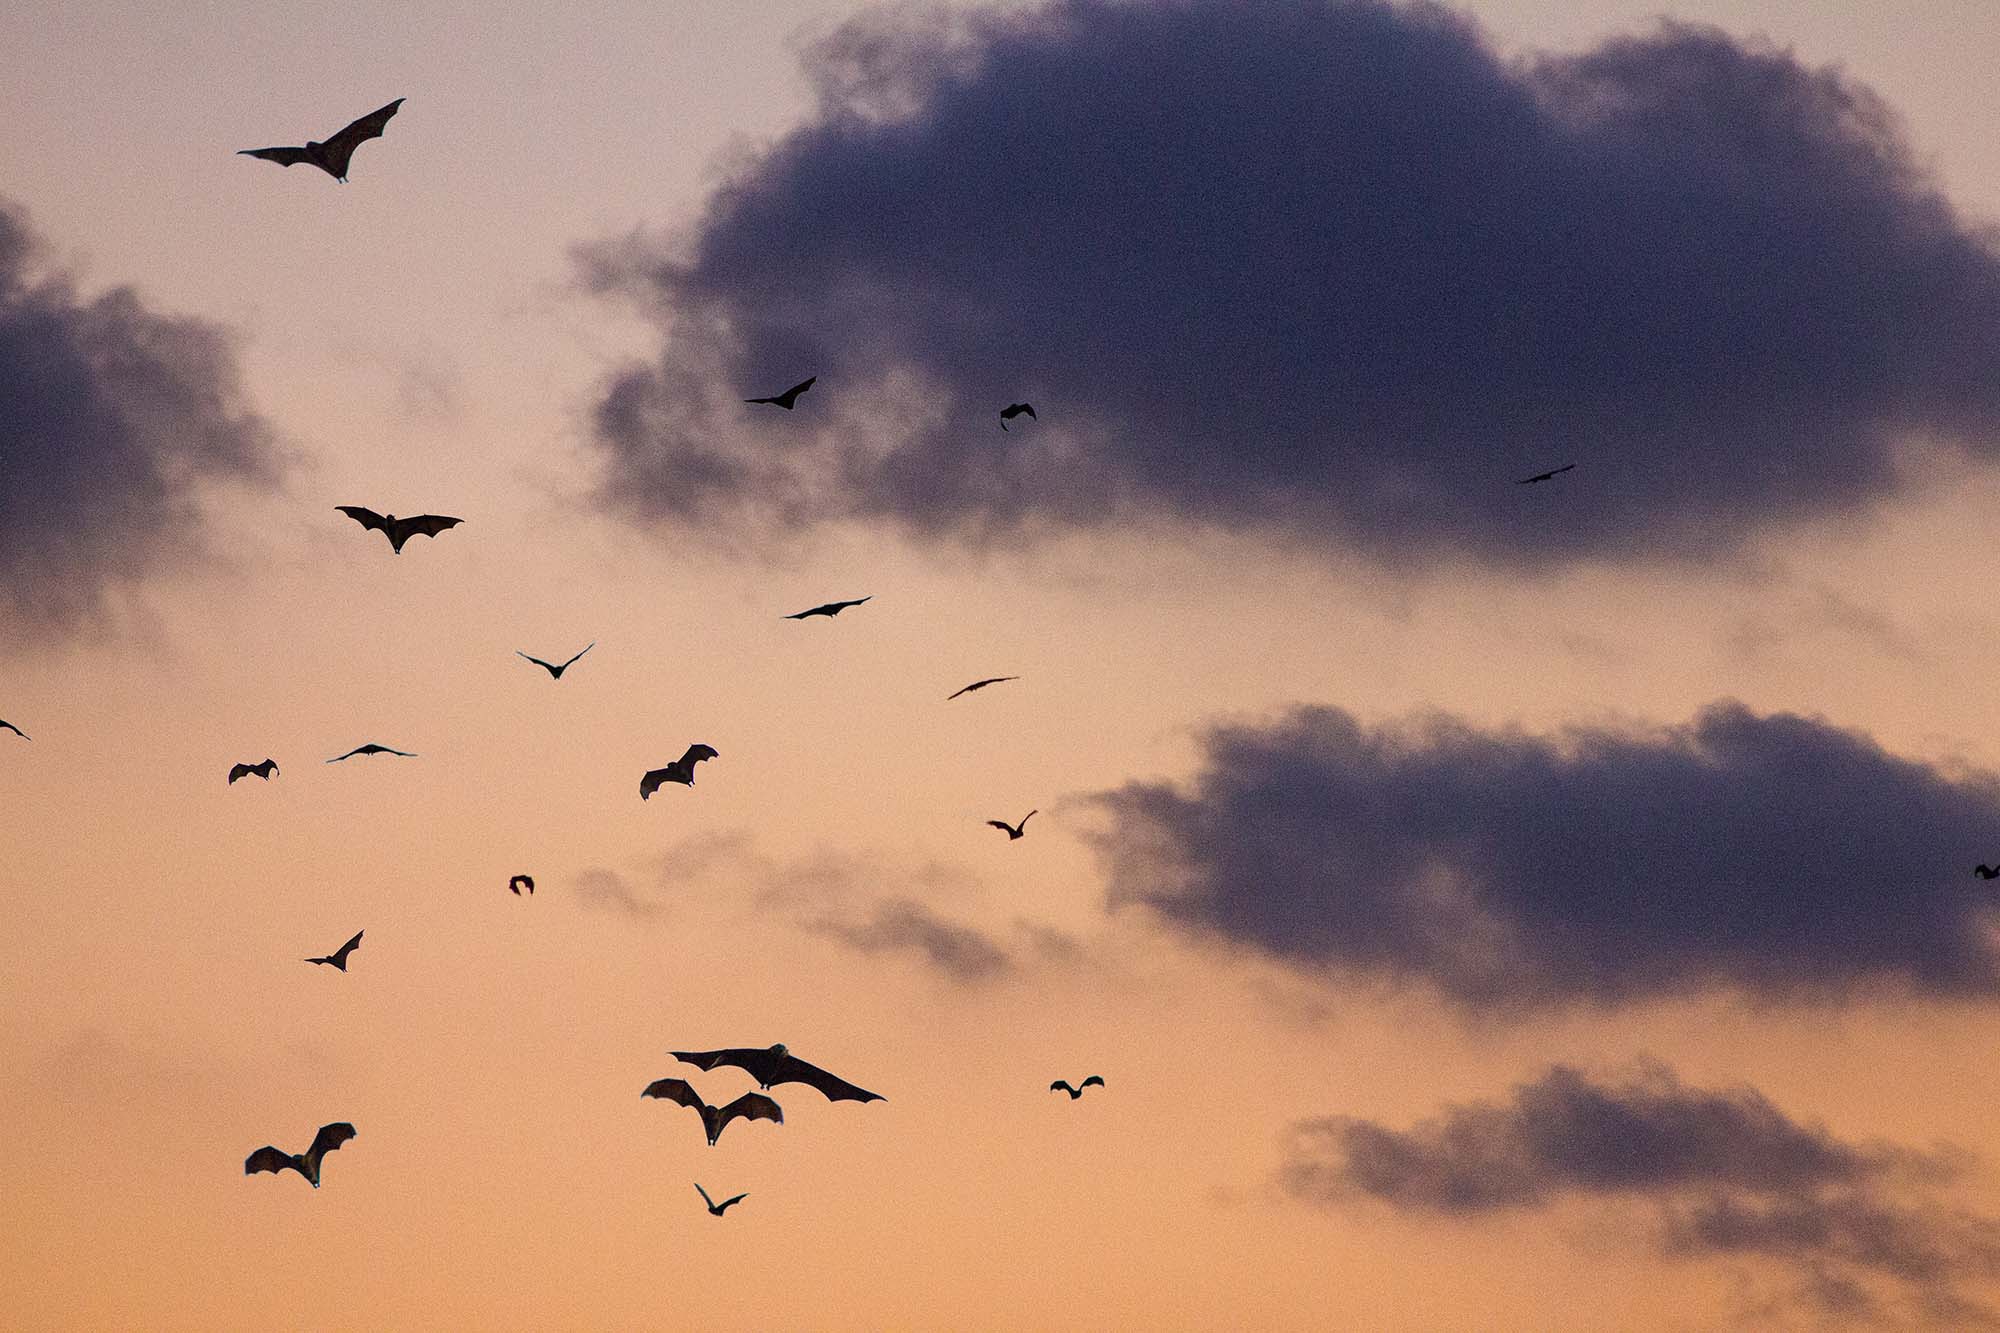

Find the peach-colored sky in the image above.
[{"left": 7, "top": 1, "right": 2000, "bottom": 1328}]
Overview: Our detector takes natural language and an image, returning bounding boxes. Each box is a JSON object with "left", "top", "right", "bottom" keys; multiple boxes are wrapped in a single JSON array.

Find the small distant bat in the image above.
[
  {"left": 641, "top": 744, "right": 718, "bottom": 798},
  {"left": 326, "top": 743, "right": 416, "bottom": 762},
  {"left": 999, "top": 403, "right": 1036, "bottom": 431},
  {"left": 305, "top": 930, "right": 364, "bottom": 971},
  {"left": 642, "top": 1078, "right": 784, "bottom": 1147},
  {"left": 509, "top": 874, "right": 534, "bottom": 896},
  {"left": 1, "top": 720, "right": 30, "bottom": 739},
  {"left": 228, "top": 759, "right": 279, "bottom": 784},
  {"left": 1051, "top": 1076, "right": 1104, "bottom": 1100},
  {"left": 517, "top": 642, "right": 594, "bottom": 679},
  {"left": 948, "top": 676, "right": 1018, "bottom": 700},
  {"left": 744, "top": 377, "right": 816, "bottom": 409},
  {"left": 244, "top": 1122, "right": 356, "bottom": 1188},
  {"left": 671, "top": 1044, "right": 884, "bottom": 1103},
  {"left": 1977, "top": 866, "right": 2000, "bottom": 880},
  {"left": 695, "top": 1183, "right": 748, "bottom": 1216},
  {"left": 238, "top": 99, "right": 404, "bottom": 183},
  {"left": 1515, "top": 463, "right": 1576, "bottom": 485},
  {"left": 784, "top": 597, "right": 871, "bottom": 620},
  {"left": 335, "top": 506, "right": 464, "bottom": 554},
  {"left": 987, "top": 810, "right": 1036, "bottom": 840}
]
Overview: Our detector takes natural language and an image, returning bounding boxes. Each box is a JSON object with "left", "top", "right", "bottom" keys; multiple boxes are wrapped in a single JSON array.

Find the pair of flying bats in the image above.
[{"left": 643, "top": 1045, "right": 883, "bottom": 1146}]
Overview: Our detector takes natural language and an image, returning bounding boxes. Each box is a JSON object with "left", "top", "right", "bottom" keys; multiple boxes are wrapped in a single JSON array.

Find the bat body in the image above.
[
  {"left": 509, "top": 874, "right": 534, "bottom": 895},
  {"left": 695, "top": 1183, "right": 747, "bottom": 1216},
  {"left": 641, "top": 744, "right": 718, "bottom": 798},
  {"left": 999, "top": 403, "right": 1036, "bottom": 431},
  {"left": 1977, "top": 866, "right": 2000, "bottom": 880},
  {"left": 1516, "top": 463, "right": 1576, "bottom": 485},
  {"left": 745, "top": 377, "right": 815, "bottom": 409},
  {"left": 244, "top": 1122, "right": 356, "bottom": 1187},
  {"left": 238, "top": 99, "right": 403, "bottom": 182},
  {"left": 948, "top": 676, "right": 1018, "bottom": 700},
  {"left": 784, "top": 597, "right": 871, "bottom": 620},
  {"left": 1051, "top": 1076, "right": 1105, "bottom": 1100},
  {"left": 670, "top": 1044, "right": 884, "bottom": 1103},
  {"left": 987, "top": 810, "right": 1037, "bottom": 840},
  {"left": 335, "top": 506, "right": 464, "bottom": 554},
  {"left": 228, "top": 758, "right": 279, "bottom": 784},
  {"left": 326, "top": 743, "right": 416, "bottom": 762},
  {"left": 642, "top": 1078, "right": 783, "bottom": 1146},
  {"left": 0, "top": 720, "right": 26, "bottom": 740},
  {"left": 517, "top": 643, "right": 593, "bottom": 679},
  {"left": 306, "top": 931, "right": 364, "bottom": 970}
]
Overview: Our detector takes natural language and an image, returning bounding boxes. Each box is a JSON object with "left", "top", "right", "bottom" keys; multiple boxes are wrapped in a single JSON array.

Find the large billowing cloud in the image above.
[
  {"left": 0, "top": 197, "right": 281, "bottom": 643},
  {"left": 1285, "top": 1063, "right": 2000, "bottom": 1320},
  {"left": 580, "top": 0, "right": 2000, "bottom": 567},
  {"left": 1088, "top": 701, "right": 2000, "bottom": 1006}
]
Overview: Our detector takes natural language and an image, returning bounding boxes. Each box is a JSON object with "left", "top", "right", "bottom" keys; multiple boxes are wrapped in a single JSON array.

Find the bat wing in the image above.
[
  {"left": 336, "top": 505, "right": 390, "bottom": 534},
  {"left": 332, "top": 931, "right": 363, "bottom": 963},
  {"left": 320, "top": 98, "right": 404, "bottom": 179},
  {"left": 306, "top": 1122, "right": 357, "bottom": 1165},
  {"left": 776, "top": 1055, "right": 883, "bottom": 1103},
  {"left": 670, "top": 1048, "right": 766, "bottom": 1077},
  {"left": 0, "top": 721, "right": 26, "bottom": 739},
  {"left": 1051, "top": 1081, "right": 1076, "bottom": 1095},
  {"left": 695, "top": 1183, "right": 715, "bottom": 1209},
  {"left": 640, "top": 769, "right": 669, "bottom": 800},
  {"left": 238, "top": 146, "right": 311, "bottom": 167},
  {"left": 1020, "top": 810, "right": 1037, "bottom": 828},
  {"left": 245, "top": 1146, "right": 296, "bottom": 1176},
  {"left": 390, "top": 514, "right": 463, "bottom": 543},
  {"left": 678, "top": 744, "right": 718, "bottom": 769},
  {"left": 716, "top": 1193, "right": 747, "bottom": 1212},
  {"left": 517, "top": 651, "right": 558, "bottom": 673},
  {"left": 1081, "top": 1075, "right": 1104, "bottom": 1089},
  {"left": 228, "top": 763, "right": 251, "bottom": 784},
  {"left": 642, "top": 1078, "right": 705, "bottom": 1111},
  {"left": 717, "top": 1093, "right": 784, "bottom": 1132},
  {"left": 558, "top": 643, "right": 595, "bottom": 671},
  {"left": 987, "top": 821, "right": 1013, "bottom": 832},
  {"left": 326, "top": 747, "right": 362, "bottom": 763},
  {"left": 832, "top": 597, "right": 871, "bottom": 613}
]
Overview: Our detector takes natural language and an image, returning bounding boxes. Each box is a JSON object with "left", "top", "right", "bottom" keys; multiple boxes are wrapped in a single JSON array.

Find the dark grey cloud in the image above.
[
  {"left": 1088, "top": 700, "right": 2000, "bottom": 1006},
  {"left": 0, "top": 197, "right": 281, "bottom": 641},
  {"left": 1285, "top": 1063, "right": 2000, "bottom": 1321},
  {"left": 801, "top": 896, "right": 1013, "bottom": 981},
  {"left": 571, "top": 867, "right": 666, "bottom": 918},
  {"left": 579, "top": 0, "right": 2000, "bottom": 567}
]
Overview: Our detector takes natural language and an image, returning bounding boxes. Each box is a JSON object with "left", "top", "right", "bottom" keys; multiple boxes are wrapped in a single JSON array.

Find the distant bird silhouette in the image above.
[
  {"left": 305, "top": 931, "right": 364, "bottom": 971},
  {"left": 326, "top": 743, "right": 415, "bottom": 763},
  {"left": 227, "top": 759, "right": 279, "bottom": 784},
  {"left": 999, "top": 403, "right": 1036, "bottom": 431},
  {"left": 671, "top": 1044, "right": 884, "bottom": 1103},
  {"left": 517, "top": 642, "right": 594, "bottom": 679},
  {"left": 509, "top": 874, "right": 534, "bottom": 896},
  {"left": 335, "top": 506, "right": 463, "bottom": 554},
  {"left": 641, "top": 744, "right": 718, "bottom": 798},
  {"left": 642, "top": 1078, "right": 783, "bottom": 1146},
  {"left": 745, "top": 377, "right": 815, "bottom": 409},
  {"left": 238, "top": 99, "right": 403, "bottom": 182},
  {"left": 1516, "top": 463, "right": 1576, "bottom": 485},
  {"left": 0, "top": 720, "right": 27, "bottom": 739},
  {"left": 987, "top": 811, "right": 1036, "bottom": 840},
  {"left": 1976, "top": 865, "right": 2000, "bottom": 880},
  {"left": 948, "top": 676, "right": 1018, "bottom": 700},
  {"left": 1051, "top": 1076, "right": 1104, "bottom": 1100},
  {"left": 784, "top": 597, "right": 871, "bottom": 620},
  {"left": 695, "top": 1183, "right": 747, "bottom": 1216},
  {"left": 244, "top": 1122, "right": 356, "bottom": 1187}
]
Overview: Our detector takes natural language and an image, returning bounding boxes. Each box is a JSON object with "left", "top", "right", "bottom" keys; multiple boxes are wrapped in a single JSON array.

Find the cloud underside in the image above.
[
  {"left": 581, "top": 0, "right": 2000, "bottom": 567},
  {"left": 1287, "top": 1063, "right": 2000, "bottom": 1321},
  {"left": 1089, "top": 700, "right": 2000, "bottom": 1006}
]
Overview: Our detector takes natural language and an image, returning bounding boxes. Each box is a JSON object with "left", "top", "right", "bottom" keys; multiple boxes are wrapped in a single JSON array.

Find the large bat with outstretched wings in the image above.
[
  {"left": 227, "top": 758, "right": 279, "bottom": 784},
  {"left": 244, "top": 1121, "right": 356, "bottom": 1187},
  {"left": 642, "top": 1078, "right": 784, "bottom": 1146},
  {"left": 670, "top": 1044, "right": 884, "bottom": 1103},
  {"left": 641, "top": 744, "right": 718, "bottom": 798},
  {"left": 238, "top": 99, "right": 404, "bottom": 182},
  {"left": 335, "top": 506, "right": 463, "bottom": 554}
]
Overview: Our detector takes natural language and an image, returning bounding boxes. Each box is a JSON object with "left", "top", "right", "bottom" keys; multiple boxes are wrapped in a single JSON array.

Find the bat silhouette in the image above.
[
  {"left": 509, "top": 874, "right": 534, "bottom": 895},
  {"left": 1977, "top": 866, "right": 2000, "bottom": 880},
  {"left": 1516, "top": 463, "right": 1576, "bottom": 485},
  {"left": 228, "top": 759, "right": 279, "bottom": 784},
  {"left": 695, "top": 1183, "right": 748, "bottom": 1216},
  {"left": 326, "top": 743, "right": 416, "bottom": 762},
  {"left": 305, "top": 930, "right": 364, "bottom": 970},
  {"left": 948, "top": 676, "right": 1018, "bottom": 700},
  {"left": 642, "top": 1078, "right": 784, "bottom": 1146},
  {"left": 744, "top": 377, "right": 815, "bottom": 409},
  {"left": 244, "top": 1122, "right": 356, "bottom": 1188},
  {"left": 0, "top": 720, "right": 26, "bottom": 740},
  {"left": 784, "top": 597, "right": 871, "bottom": 620},
  {"left": 335, "top": 506, "right": 464, "bottom": 554},
  {"left": 641, "top": 744, "right": 718, "bottom": 798},
  {"left": 1051, "top": 1076, "right": 1104, "bottom": 1100},
  {"left": 238, "top": 99, "right": 403, "bottom": 182},
  {"left": 987, "top": 810, "right": 1036, "bottom": 840},
  {"left": 999, "top": 403, "right": 1036, "bottom": 431},
  {"left": 671, "top": 1044, "right": 884, "bottom": 1103},
  {"left": 517, "top": 643, "right": 594, "bottom": 679}
]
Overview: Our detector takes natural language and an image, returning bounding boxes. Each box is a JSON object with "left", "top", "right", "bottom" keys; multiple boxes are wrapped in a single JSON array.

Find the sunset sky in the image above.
[{"left": 9, "top": 0, "right": 2000, "bottom": 1328}]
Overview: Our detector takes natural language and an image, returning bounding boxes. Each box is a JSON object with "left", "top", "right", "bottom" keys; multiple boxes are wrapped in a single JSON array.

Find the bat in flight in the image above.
[
  {"left": 1515, "top": 463, "right": 1576, "bottom": 485},
  {"left": 784, "top": 596, "right": 871, "bottom": 620},
  {"left": 948, "top": 676, "right": 1018, "bottom": 700},
  {"left": 999, "top": 403, "right": 1036, "bottom": 431},
  {"left": 238, "top": 99, "right": 404, "bottom": 182},
  {"left": 305, "top": 930, "right": 364, "bottom": 971},
  {"left": 642, "top": 1078, "right": 784, "bottom": 1147},
  {"left": 744, "top": 377, "right": 816, "bottom": 409},
  {"left": 671, "top": 1044, "right": 884, "bottom": 1103},
  {"left": 986, "top": 810, "right": 1036, "bottom": 840},
  {"left": 228, "top": 759, "right": 279, "bottom": 784},
  {"left": 509, "top": 874, "right": 534, "bottom": 896},
  {"left": 641, "top": 744, "right": 718, "bottom": 798},
  {"left": 695, "top": 1183, "right": 748, "bottom": 1216},
  {"left": 335, "top": 506, "right": 464, "bottom": 554},
  {"left": 1976, "top": 866, "right": 2000, "bottom": 880},
  {"left": 0, "top": 720, "right": 26, "bottom": 740},
  {"left": 517, "top": 642, "right": 594, "bottom": 679},
  {"left": 244, "top": 1122, "right": 356, "bottom": 1188},
  {"left": 1051, "top": 1076, "right": 1104, "bottom": 1100},
  {"left": 326, "top": 743, "right": 416, "bottom": 762}
]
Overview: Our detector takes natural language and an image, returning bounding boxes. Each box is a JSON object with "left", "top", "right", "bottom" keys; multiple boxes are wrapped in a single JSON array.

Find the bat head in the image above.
[{"left": 767, "top": 1043, "right": 788, "bottom": 1058}]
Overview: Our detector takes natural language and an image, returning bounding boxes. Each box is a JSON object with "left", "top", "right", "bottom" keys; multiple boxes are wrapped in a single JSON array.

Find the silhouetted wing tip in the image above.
[{"left": 244, "top": 1147, "right": 291, "bottom": 1175}]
